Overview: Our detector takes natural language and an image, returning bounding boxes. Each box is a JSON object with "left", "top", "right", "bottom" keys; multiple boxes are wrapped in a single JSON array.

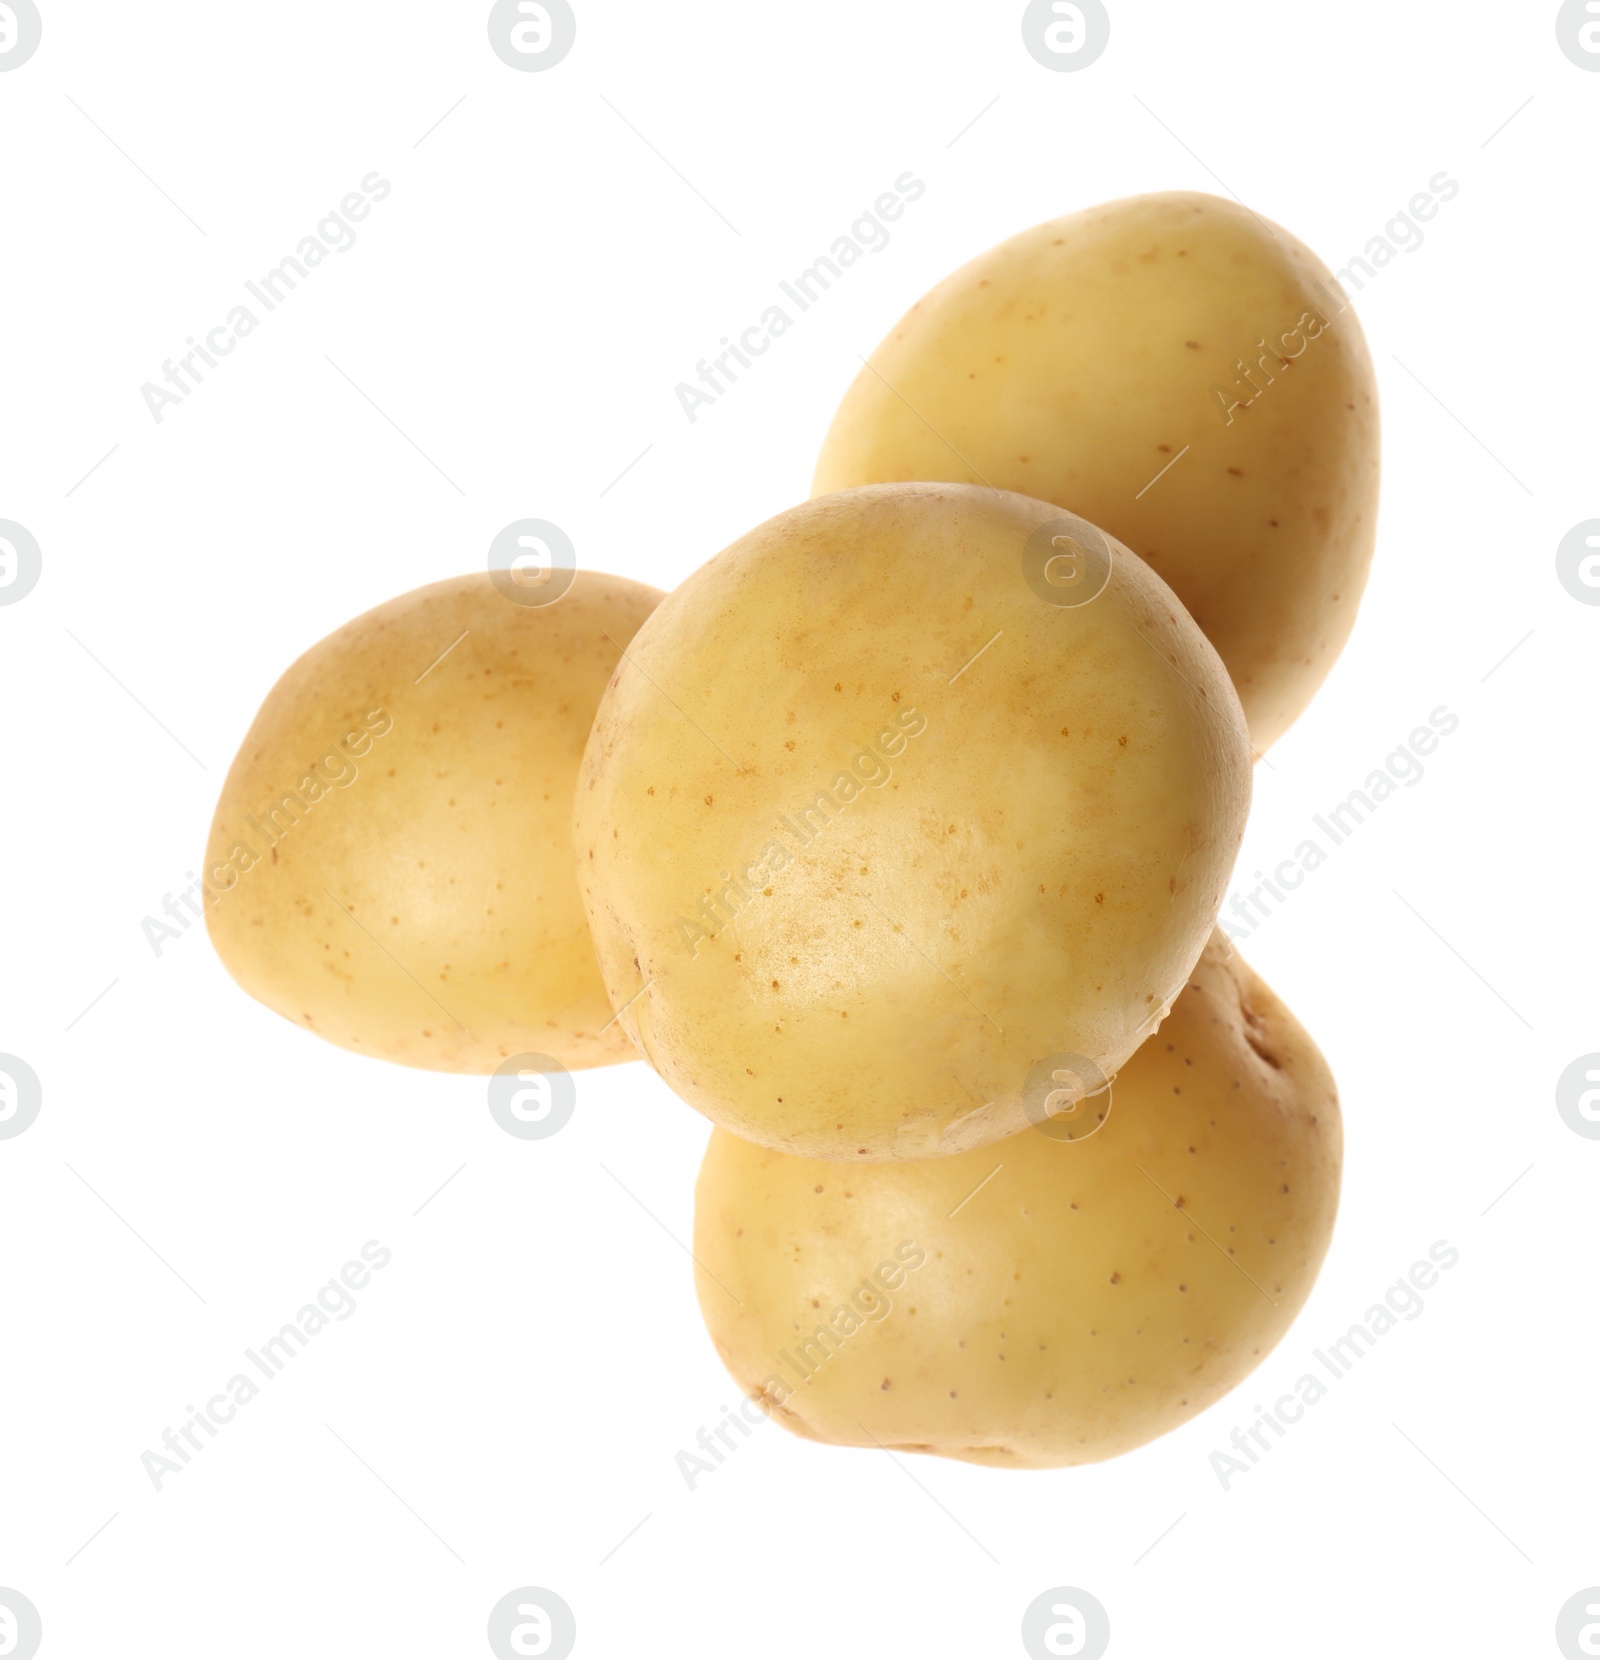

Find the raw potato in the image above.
[
  {"left": 813, "top": 191, "right": 1380, "bottom": 752},
  {"left": 693, "top": 933, "right": 1341, "bottom": 1468},
  {"left": 206, "top": 571, "right": 662, "bottom": 1072},
  {"left": 574, "top": 483, "right": 1250, "bottom": 1160}
]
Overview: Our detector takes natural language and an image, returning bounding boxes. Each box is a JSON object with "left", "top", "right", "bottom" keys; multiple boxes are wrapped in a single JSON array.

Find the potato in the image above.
[
  {"left": 813, "top": 191, "right": 1380, "bottom": 752},
  {"left": 573, "top": 483, "right": 1250, "bottom": 1160},
  {"left": 205, "top": 571, "right": 661, "bottom": 1072},
  {"left": 693, "top": 932, "right": 1341, "bottom": 1468}
]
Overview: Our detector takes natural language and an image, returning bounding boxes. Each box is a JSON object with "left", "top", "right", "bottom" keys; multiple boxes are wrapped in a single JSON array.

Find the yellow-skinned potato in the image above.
[
  {"left": 693, "top": 933, "right": 1341, "bottom": 1468},
  {"left": 574, "top": 483, "right": 1250, "bottom": 1160},
  {"left": 813, "top": 191, "right": 1380, "bottom": 751},
  {"left": 206, "top": 571, "right": 661, "bottom": 1071}
]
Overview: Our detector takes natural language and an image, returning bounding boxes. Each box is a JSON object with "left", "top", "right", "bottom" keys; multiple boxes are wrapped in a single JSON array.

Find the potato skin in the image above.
[
  {"left": 205, "top": 571, "right": 661, "bottom": 1072},
  {"left": 693, "top": 934, "right": 1341, "bottom": 1468},
  {"left": 813, "top": 191, "right": 1380, "bottom": 752},
  {"left": 574, "top": 483, "right": 1250, "bottom": 1160}
]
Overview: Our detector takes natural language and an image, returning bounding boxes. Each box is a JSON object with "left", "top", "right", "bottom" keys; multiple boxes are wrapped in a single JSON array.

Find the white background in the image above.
[{"left": 1, "top": 2, "right": 1595, "bottom": 1656}]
